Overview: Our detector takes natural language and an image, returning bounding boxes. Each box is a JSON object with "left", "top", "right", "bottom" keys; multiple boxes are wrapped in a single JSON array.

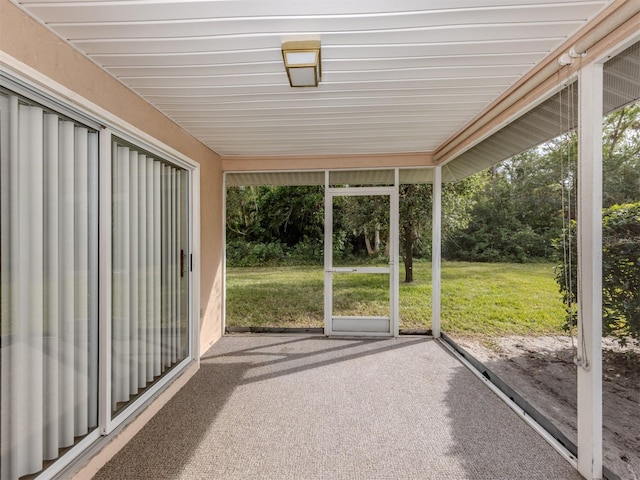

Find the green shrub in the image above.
[
  {"left": 555, "top": 202, "right": 640, "bottom": 344},
  {"left": 602, "top": 203, "right": 640, "bottom": 344},
  {"left": 288, "top": 236, "right": 323, "bottom": 265},
  {"left": 227, "top": 240, "right": 287, "bottom": 267}
]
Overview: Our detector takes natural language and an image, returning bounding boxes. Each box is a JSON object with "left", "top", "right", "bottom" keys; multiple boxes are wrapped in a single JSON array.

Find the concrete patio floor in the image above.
[{"left": 93, "top": 335, "right": 582, "bottom": 479}]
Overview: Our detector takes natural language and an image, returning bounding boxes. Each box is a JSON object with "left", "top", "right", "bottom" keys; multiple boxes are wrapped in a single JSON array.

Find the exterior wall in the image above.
[{"left": 0, "top": 0, "right": 224, "bottom": 475}]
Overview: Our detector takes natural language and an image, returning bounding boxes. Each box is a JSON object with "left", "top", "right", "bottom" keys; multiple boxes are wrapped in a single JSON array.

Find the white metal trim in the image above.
[
  {"left": 191, "top": 166, "right": 201, "bottom": 364},
  {"left": 222, "top": 172, "right": 228, "bottom": 339},
  {"left": 327, "top": 186, "right": 395, "bottom": 196},
  {"left": 329, "top": 267, "right": 390, "bottom": 274},
  {"left": 432, "top": 165, "right": 442, "bottom": 338},
  {"left": 325, "top": 182, "right": 398, "bottom": 337},
  {"left": 392, "top": 168, "right": 400, "bottom": 337},
  {"left": 324, "top": 170, "right": 333, "bottom": 336},
  {"left": 328, "top": 332, "right": 394, "bottom": 338},
  {"left": 34, "top": 430, "right": 102, "bottom": 480}
]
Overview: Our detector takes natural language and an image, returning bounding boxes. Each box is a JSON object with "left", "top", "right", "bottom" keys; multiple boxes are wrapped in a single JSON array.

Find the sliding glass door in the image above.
[
  {"left": 0, "top": 84, "right": 195, "bottom": 479},
  {"left": 0, "top": 92, "right": 99, "bottom": 479},
  {"left": 111, "top": 141, "right": 190, "bottom": 417}
]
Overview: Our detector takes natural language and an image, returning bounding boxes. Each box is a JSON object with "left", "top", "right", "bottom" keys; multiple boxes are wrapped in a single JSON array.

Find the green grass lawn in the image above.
[{"left": 225, "top": 261, "right": 567, "bottom": 336}]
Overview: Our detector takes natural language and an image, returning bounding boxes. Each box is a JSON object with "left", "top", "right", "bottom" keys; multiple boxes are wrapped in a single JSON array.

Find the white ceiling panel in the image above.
[
  {"left": 92, "top": 39, "right": 562, "bottom": 67},
  {"left": 106, "top": 53, "right": 544, "bottom": 77},
  {"left": 14, "top": 0, "right": 612, "bottom": 157},
  {"left": 70, "top": 23, "right": 584, "bottom": 55},
  {"left": 18, "top": 0, "right": 606, "bottom": 23},
  {"left": 48, "top": 5, "right": 597, "bottom": 40}
]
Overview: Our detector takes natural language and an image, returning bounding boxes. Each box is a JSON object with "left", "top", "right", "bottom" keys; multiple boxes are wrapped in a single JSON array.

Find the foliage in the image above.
[
  {"left": 602, "top": 203, "right": 640, "bottom": 343},
  {"left": 446, "top": 103, "right": 640, "bottom": 264},
  {"left": 226, "top": 185, "right": 325, "bottom": 266},
  {"left": 445, "top": 167, "right": 548, "bottom": 262},
  {"left": 445, "top": 145, "right": 572, "bottom": 262},
  {"left": 226, "top": 240, "right": 287, "bottom": 267},
  {"left": 336, "top": 194, "right": 389, "bottom": 260},
  {"left": 226, "top": 185, "right": 324, "bottom": 247},
  {"left": 398, "top": 177, "right": 482, "bottom": 282},
  {"left": 399, "top": 184, "right": 432, "bottom": 282},
  {"left": 555, "top": 203, "right": 640, "bottom": 345},
  {"left": 603, "top": 103, "right": 640, "bottom": 208}
]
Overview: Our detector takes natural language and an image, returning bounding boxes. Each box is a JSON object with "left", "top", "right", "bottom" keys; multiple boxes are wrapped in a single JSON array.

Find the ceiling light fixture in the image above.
[{"left": 281, "top": 40, "right": 321, "bottom": 87}]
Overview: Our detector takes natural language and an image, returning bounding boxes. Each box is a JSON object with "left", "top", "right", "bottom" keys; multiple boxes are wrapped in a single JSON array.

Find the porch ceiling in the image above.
[{"left": 15, "top": 0, "right": 611, "bottom": 158}]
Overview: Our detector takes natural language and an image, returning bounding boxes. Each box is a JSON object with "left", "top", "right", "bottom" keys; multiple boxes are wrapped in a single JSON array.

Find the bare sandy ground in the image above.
[{"left": 455, "top": 335, "right": 640, "bottom": 480}]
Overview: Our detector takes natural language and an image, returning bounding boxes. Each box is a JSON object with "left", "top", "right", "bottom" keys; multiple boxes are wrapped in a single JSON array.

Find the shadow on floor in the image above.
[{"left": 93, "top": 334, "right": 582, "bottom": 480}]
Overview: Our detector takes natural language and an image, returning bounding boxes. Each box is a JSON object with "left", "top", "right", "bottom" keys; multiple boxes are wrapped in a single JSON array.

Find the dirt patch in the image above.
[{"left": 454, "top": 335, "right": 640, "bottom": 480}]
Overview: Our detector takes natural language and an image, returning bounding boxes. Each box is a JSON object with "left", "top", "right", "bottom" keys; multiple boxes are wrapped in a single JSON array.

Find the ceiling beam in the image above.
[{"left": 221, "top": 151, "right": 434, "bottom": 172}]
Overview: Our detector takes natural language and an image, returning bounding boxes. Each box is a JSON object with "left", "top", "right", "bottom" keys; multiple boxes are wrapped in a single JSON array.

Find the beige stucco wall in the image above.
[{"left": 0, "top": 0, "right": 224, "bottom": 354}]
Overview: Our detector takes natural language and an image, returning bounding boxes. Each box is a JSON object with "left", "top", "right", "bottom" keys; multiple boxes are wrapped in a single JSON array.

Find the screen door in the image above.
[{"left": 324, "top": 186, "right": 398, "bottom": 336}]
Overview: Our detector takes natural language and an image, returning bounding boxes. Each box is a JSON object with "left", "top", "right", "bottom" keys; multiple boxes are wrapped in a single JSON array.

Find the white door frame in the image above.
[{"left": 324, "top": 172, "right": 400, "bottom": 337}]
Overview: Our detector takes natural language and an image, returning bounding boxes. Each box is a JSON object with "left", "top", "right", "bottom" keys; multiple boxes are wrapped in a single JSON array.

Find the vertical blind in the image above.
[
  {"left": 0, "top": 93, "right": 99, "bottom": 479},
  {"left": 111, "top": 142, "right": 188, "bottom": 415}
]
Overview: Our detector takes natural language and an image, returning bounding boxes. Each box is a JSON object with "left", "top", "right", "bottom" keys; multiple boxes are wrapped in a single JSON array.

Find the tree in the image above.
[
  {"left": 603, "top": 103, "right": 640, "bottom": 207},
  {"left": 338, "top": 194, "right": 389, "bottom": 259},
  {"left": 399, "top": 184, "right": 430, "bottom": 282},
  {"left": 400, "top": 177, "right": 483, "bottom": 282},
  {"left": 226, "top": 186, "right": 261, "bottom": 239}
]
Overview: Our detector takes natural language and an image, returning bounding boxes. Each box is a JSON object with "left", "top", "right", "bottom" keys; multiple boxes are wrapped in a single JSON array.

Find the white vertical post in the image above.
[
  {"left": 222, "top": 173, "right": 227, "bottom": 338},
  {"left": 191, "top": 166, "right": 201, "bottom": 363},
  {"left": 324, "top": 171, "right": 332, "bottom": 335},
  {"left": 432, "top": 166, "right": 442, "bottom": 338},
  {"left": 392, "top": 169, "right": 400, "bottom": 337},
  {"left": 577, "top": 62, "right": 603, "bottom": 480}
]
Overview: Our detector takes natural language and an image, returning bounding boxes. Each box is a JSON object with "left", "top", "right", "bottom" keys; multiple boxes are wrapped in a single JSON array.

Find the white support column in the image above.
[
  {"left": 222, "top": 172, "right": 227, "bottom": 338},
  {"left": 577, "top": 62, "right": 603, "bottom": 480},
  {"left": 323, "top": 171, "right": 332, "bottom": 335},
  {"left": 432, "top": 166, "right": 442, "bottom": 338},
  {"left": 392, "top": 169, "right": 400, "bottom": 337}
]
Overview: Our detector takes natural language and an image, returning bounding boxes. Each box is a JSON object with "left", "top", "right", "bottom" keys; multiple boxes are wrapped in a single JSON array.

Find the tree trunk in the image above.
[
  {"left": 403, "top": 226, "right": 414, "bottom": 283},
  {"left": 374, "top": 226, "right": 381, "bottom": 253},
  {"left": 364, "top": 227, "right": 375, "bottom": 255}
]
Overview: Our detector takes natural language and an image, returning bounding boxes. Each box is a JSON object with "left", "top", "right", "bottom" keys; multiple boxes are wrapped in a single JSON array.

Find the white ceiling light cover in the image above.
[{"left": 282, "top": 40, "right": 321, "bottom": 87}]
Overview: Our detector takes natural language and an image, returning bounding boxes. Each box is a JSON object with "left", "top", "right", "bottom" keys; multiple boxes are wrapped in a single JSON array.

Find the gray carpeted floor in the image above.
[{"left": 93, "top": 335, "right": 582, "bottom": 479}]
